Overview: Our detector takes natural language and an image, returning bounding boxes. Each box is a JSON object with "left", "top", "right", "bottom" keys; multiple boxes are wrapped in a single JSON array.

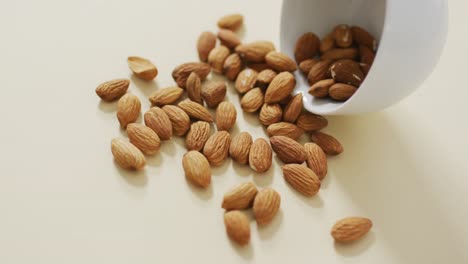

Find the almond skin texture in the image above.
[
  {"left": 296, "top": 112, "right": 328, "bottom": 131},
  {"left": 217, "top": 14, "right": 243, "bottom": 31},
  {"left": 304, "top": 143, "right": 327, "bottom": 180},
  {"left": 117, "top": 94, "right": 141, "bottom": 129},
  {"left": 320, "top": 33, "right": 336, "bottom": 54},
  {"left": 256, "top": 69, "right": 277, "bottom": 89},
  {"left": 359, "top": 45, "right": 375, "bottom": 65},
  {"left": 247, "top": 63, "right": 270, "bottom": 72},
  {"left": 111, "top": 138, "right": 146, "bottom": 170},
  {"left": 127, "top": 56, "right": 158, "bottom": 81},
  {"left": 299, "top": 59, "right": 318, "bottom": 75},
  {"left": 201, "top": 81, "right": 227, "bottom": 108},
  {"left": 333, "top": 24, "right": 353, "bottom": 48},
  {"left": 309, "top": 79, "right": 335, "bottom": 98},
  {"left": 235, "top": 69, "right": 258, "bottom": 94},
  {"left": 267, "top": 122, "right": 304, "bottom": 140},
  {"left": 330, "top": 60, "right": 364, "bottom": 87},
  {"left": 144, "top": 107, "right": 173, "bottom": 140},
  {"left": 197, "top": 31, "right": 217, "bottom": 62},
  {"left": 203, "top": 131, "right": 231, "bottom": 166},
  {"left": 224, "top": 211, "right": 250, "bottom": 246},
  {"left": 329, "top": 83, "right": 358, "bottom": 101},
  {"left": 294, "top": 32, "right": 320, "bottom": 63},
  {"left": 178, "top": 100, "right": 213, "bottom": 122},
  {"left": 172, "top": 62, "right": 211, "bottom": 88},
  {"left": 351, "top": 26, "right": 377, "bottom": 51},
  {"left": 360, "top": 63, "right": 371, "bottom": 77},
  {"left": 235, "top": 41, "right": 275, "bottom": 63},
  {"left": 283, "top": 93, "right": 303, "bottom": 123},
  {"left": 311, "top": 131, "right": 343, "bottom": 155},
  {"left": 308, "top": 60, "right": 333, "bottom": 85},
  {"left": 186, "top": 72, "right": 203, "bottom": 104},
  {"left": 186, "top": 121, "right": 211, "bottom": 151},
  {"left": 149, "top": 86, "right": 184, "bottom": 106},
  {"left": 216, "top": 101, "right": 237, "bottom": 131},
  {"left": 217, "top": 29, "right": 241, "bottom": 49},
  {"left": 223, "top": 53, "right": 243, "bottom": 81},
  {"left": 253, "top": 188, "right": 281, "bottom": 225},
  {"left": 331, "top": 217, "right": 373, "bottom": 243},
  {"left": 95, "top": 79, "right": 129, "bottom": 102},
  {"left": 270, "top": 136, "right": 307, "bottom": 164},
  {"left": 321, "top": 48, "right": 358, "bottom": 61},
  {"left": 249, "top": 138, "right": 272, "bottom": 173},
  {"left": 222, "top": 182, "right": 258, "bottom": 210},
  {"left": 229, "top": 132, "right": 253, "bottom": 165},
  {"left": 265, "top": 51, "right": 297, "bottom": 72},
  {"left": 259, "top": 104, "right": 283, "bottom": 126},
  {"left": 265, "top": 72, "right": 296, "bottom": 104},
  {"left": 127, "top": 123, "right": 161, "bottom": 155},
  {"left": 283, "top": 164, "right": 321, "bottom": 196},
  {"left": 208, "top": 45, "right": 230, "bottom": 73},
  {"left": 241, "top": 88, "right": 264, "bottom": 113},
  {"left": 162, "top": 105, "right": 190, "bottom": 136},
  {"left": 182, "top": 151, "right": 211, "bottom": 188}
]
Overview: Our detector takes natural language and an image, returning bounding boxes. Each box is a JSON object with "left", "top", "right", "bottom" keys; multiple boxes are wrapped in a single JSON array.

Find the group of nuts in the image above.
[{"left": 95, "top": 13, "right": 372, "bottom": 247}]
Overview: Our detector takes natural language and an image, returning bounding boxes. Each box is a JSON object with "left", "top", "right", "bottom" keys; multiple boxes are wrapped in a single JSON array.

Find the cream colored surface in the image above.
[{"left": 0, "top": 0, "right": 467, "bottom": 263}]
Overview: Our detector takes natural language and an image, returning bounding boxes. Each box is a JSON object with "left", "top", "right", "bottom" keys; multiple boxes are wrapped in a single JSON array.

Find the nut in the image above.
[
  {"left": 282, "top": 93, "right": 303, "bottom": 123},
  {"left": 266, "top": 122, "right": 304, "bottom": 140},
  {"left": 307, "top": 60, "right": 333, "bottom": 85},
  {"left": 265, "top": 51, "right": 297, "bottom": 72},
  {"left": 111, "top": 138, "right": 146, "bottom": 170},
  {"left": 282, "top": 164, "right": 321, "bottom": 196},
  {"left": 296, "top": 112, "right": 328, "bottom": 132},
  {"left": 249, "top": 138, "right": 272, "bottom": 173},
  {"left": 201, "top": 81, "right": 227, "bottom": 108},
  {"left": 299, "top": 59, "right": 318, "bottom": 75},
  {"left": 333, "top": 24, "right": 353, "bottom": 48},
  {"left": 320, "top": 33, "right": 335, "bottom": 54},
  {"left": 217, "top": 14, "right": 244, "bottom": 31},
  {"left": 224, "top": 210, "right": 250, "bottom": 246},
  {"left": 149, "top": 86, "right": 184, "bottom": 106},
  {"left": 203, "top": 131, "right": 231, "bottom": 166},
  {"left": 259, "top": 104, "right": 283, "bottom": 126},
  {"left": 351, "top": 26, "right": 377, "bottom": 51},
  {"left": 241, "top": 87, "right": 264, "bottom": 113},
  {"left": 264, "top": 72, "right": 296, "bottom": 104},
  {"left": 329, "top": 83, "right": 358, "bottom": 101},
  {"left": 359, "top": 45, "right": 375, "bottom": 65},
  {"left": 186, "top": 72, "right": 203, "bottom": 104},
  {"left": 256, "top": 69, "right": 277, "bottom": 89},
  {"left": 197, "top": 31, "right": 217, "bottom": 62},
  {"left": 270, "top": 136, "right": 307, "bottom": 164},
  {"left": 186, "top": 121, "right": 211, "bottom": 151},
  {"left": 208, "top": 45, "right": 230, "bottom": 73},
  {"left": 217, "top": 29, "right": 241, "bottom": 49},
  {"left": 235, "top": 69, "right": 258, "bottom": 94},
  {"left": 222, "top": 182, "right": 258, "bottom": 210},
  {"left": 223, "top": 53, "right": 243, "bottom": 81},
  {"left": 311, "top": 131, "right": 343, "bottom": 155},
  {"left": 178, "top": 99, "right": 213, "bottom": 122},
  {"left": 229, "top": 132, "right": 253, "bottom": 165},
  {"left": 144, "top": 107, "right": 173, "bottom": 140},
  {"left": 182, "top": 151, "right": 211, "bottom": 188},
  {"left": 127, "top": 123, "right": 161, "bottom": 155},
  {"left": 162, "top": 105, "right": 191, "bottom": 136},
  {"left": 235, "top": 41, "right": 275, "bottom": 63},
  {"left": 309, "top": 79, "right": 335, "bottom": 98},
  {"left": 330, "top": 60, "right": 364, "bottom": 87},
  {"left": 253, "top": 188, "right": 281, "bottom": 225},
  {"left": 117, "top": 93, "right": 141, "bottom": 128},
  {"left": 304, "top": 143, "right": 327, "bottom": 180},
  {"left": 294, "top": 32, "right": 320, "bottom": 63},
  {"left": 172, "top": 62, "right": 211, "bottom": 88},
  {"left": 127, "top": 56, "right": 158, "bottom": 81},
  {"left": 95, "top": 79, "right": 129, "bottom": 102},
  {"left": 321, "top": 48, "right": 358, "bottom": 61},
  {"left": 216, "top": 101, "right": 237, "bottom": 131},
  {"left": 331, "top": 217, "right": 373, "bottom": 243}
]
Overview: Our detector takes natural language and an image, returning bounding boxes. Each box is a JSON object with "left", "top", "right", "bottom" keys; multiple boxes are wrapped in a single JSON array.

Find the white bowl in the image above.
[{"left": 280, "top": 0, "right": 448, "bottom": 115}]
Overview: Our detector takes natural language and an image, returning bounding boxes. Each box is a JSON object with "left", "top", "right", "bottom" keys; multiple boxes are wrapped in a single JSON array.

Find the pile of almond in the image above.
[{"left": 95, "top": 13, "right": 372, "bottom": 247}]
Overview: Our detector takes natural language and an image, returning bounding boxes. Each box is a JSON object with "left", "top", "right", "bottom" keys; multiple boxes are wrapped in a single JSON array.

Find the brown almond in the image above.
[
  {"left": 208, "top": 45, "right": 230, "bottom": 73},
  {"left": 235, "top": 41, "right": 275, "bottom": 63},
  {"left": 235, "top": 68, "right": 258, "bottom": 94},
  {"left": 95, "top": 79, "right": 129, "bottom": 102},
  {"left": 249, "top": 138, "right": 272, "bottom": 173},
  {"left": 256, "top": 69, "right": 277, "bottom": 89},
  {"left": 217, "top": 29, "right": 241, "bottom": 49},
  {"left": 178, "top": 100, "right": 213, "bottom": 122},
  {"left": 247, "top": 63, "right": 270, "bottom": 72},
  {"left": 270, "top": 136, "right": 306, "bottom": 164},
  {"left": 311, "top": 131, "right": 343, "bottom": 155},
  {"left": 172, "top": 62, "right": 211, "bottom": 88},
  {"left": 117, "top": 93, "right": 141, "bottom": 128},
  {"left": 282, "top": 164, "right": 320, "bottom": 196},
  {"left": 266, "top": 122, "right": 304, "bottom": 140},
  {"left": 144, "top": 107, "right": 173, "bottom": 140},
  {"left": 127, "top": 56, "right": 158, "bottom": 81},
  {"left": 217, "top": 14, "right": 243, "bottom": 31},
  {"left": 264, "top": 72, "right": 296, "bottom": 104},
  {"left": 283, "top": 93, "right": 303, "bottom": 123},
  {"left": 333, "top": 24, "right": 353, "bottom": 48},
  {"left": 321, "top": 48, "right": 358, "bottom": 61},
  {"left": 149, "top": 86, "right": 184, "bottom": 106},
  {"left": 299, "top": 59, "right": 318, "bottom": 75},
  {"left": 223, "top": 53, "right": 243, "bottom": 81},
  {"left": 331, "top": 217, "right": 373, "bottom": 243},
  {"left": 294, "top": 32, "right": 320, "bottom": 63},
  {"left": 279, "top": 94, "right": 293, "bottom": 106},
  {"left": 111, "top": 138, "right": 146, "bottom": 170},
  {"left": 186, "top": 72, "right": 203, "bottom": 104},
  {"left": 359, "top": 45, "right": 375, "bottom": 65},
  {"left": 222, "top": 182, "right": 258, "bottom": 210},
  {"left": 351, "top": 26, "right": 377, "bottom": 51},
  {"left": 216, "top": 101, "right": 237, "bottom": 131},
  {"left": 304, "top": 143, "right": 327, "bottom": 180},
  {"left": 229, "top": 132, "right": 253, "bottom": 165},
  {"left": 330, "top": 60, "right": 364, "bottom": 87},
  {"left": 224, "top": 210, "right": 250, "bottom": 246},
  {"left": 253, "top": 188, "right": 281, "bottom": 225},
  {"left": 241, "top": 88, "right": 264, "bottom": 113},
  {"left": 360, "top": 63, "right": 371, "bottom": 77},
  {"left": 186, "top": 121, "right": 211, "bottom": 151},
  {"left": 127, "top": 123, "right": 161, "bottom": 155},
  {"left": 197, "top": 31, "right": 217, "bottom": 62},
  {"left": 265, "top": 51, "right": 297, "bottom": 72},
  {"left": 259, "top": 104, "right": 283, "bottom": 126},
  {"left": 203, "top": 131, "right": 231, "bottom": 166},
  {"left": 296, "top": 112, "right": 328, "bottom": 131},
  {"left": 162, "top": 105, "right": 191, "bottom": 136},
  {"left": 309, "top": 79, "right": 335, "bottom": 98},
  {"left": 307, "top": 60, "right": 333, "bottom": 85},
  {"left": 320, "top": 33, "right": 335, "bottom": 54},
  {"left": 329, "top": 83, "right": 358, "bottom": 101},
  {"left": 201, "top": 81, "right": 227, "bottom": 108},
  {"left": 182, "top": 151, "right": 211, "bottom": 188}
]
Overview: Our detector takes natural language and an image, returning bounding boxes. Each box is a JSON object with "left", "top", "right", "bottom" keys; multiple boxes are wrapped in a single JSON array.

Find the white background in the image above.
[{"left": 0, "top": 0, "right": 467, "bottom": 263}]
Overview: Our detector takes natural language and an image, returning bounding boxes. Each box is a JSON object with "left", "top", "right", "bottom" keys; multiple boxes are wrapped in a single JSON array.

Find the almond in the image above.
[
  {"left": 351, "top": 26, "right": 377, "bottom": 51},
  {"left": 222, "top": 182, "right": 258, "bottom": 210},
  {"left": 217, "top": 29, "right": 241, "bottom": 49},
  {"left": 224, "top": 210, "right": 250, "bottom": 246},
  {"left": 321, "top": 48, "right": 358, "bottom": 61},
  {"left": 283, "top": 93, "right": 303, "bottom": 123},
  {"left": 264, "top": 72, "right": 296, "bottom": 103},
  {"left": 259, "top": 104, "right": 282, "bottom": 126},
  {"left": 309, "top": 79, "right": 334, "bottom": 98},
  {"left": 172, "top": 62, "right": 211, "bottom": 88},
  {"left": 127, "top": 56, "right": 158, "bottom": 81},
  {"left": 182, "top": 151, "right": 211, "bottom": 188},
  {"left": 253, "top": 188, "right": 280, "bottom": 225},
  {"left": 186, "top": 121, "right": 211, "bottom": 151},
  {"left": 235, "top": 41, "right": 275, "bottom": 63},
  {"left": 217, "top": 14, "right": 243, "bottom": 31},
  {"left": 186, "top": 72, "right": 203, "bottom": 104},
  {"left": 197, "top": 31, "right": 217, "bottom": 62},
  {"left": 265, "top": 51, "right": 297, "bottom": 72},
  {"left": 359, "top": 45, "right": 375, "bottom": 65},
  {"left": 307, "top": 60, "right": 333, "bottom": 85},
  {"left": 201, "top": 81, "right": 227, "bottom": 108},
  {"left": 178, "top": 99, "right": 213, "bottom": 122},
  {"left": 203, "top": 131, "right": 231, "bottom": 166},
  {"left": 144, "top": 107, "right": 173, "bottom": 140},
  {"left": 249, "top": 138, "right": 272, "bottom": 173},
  {"left": 95, "top": 79, "right": 129, "bottom": 102},
  {"left": 235, "top": 69, "right": 258, "bottom": 94},
  {"left": 111, "top": 138, "right": 146, "bottom": 170},
  {"left": 311, "top": 131, "right": 343, "bottom": 155},
  {"left": 216, "top": 101, "right": 237, "bottom": 131},
  {"left": 241, "top": 88, "right": 264, "bottom": 113},
  {"left": 333, "top": 24, "right": 353, "bottom": 48},
  {"left": 279, "top": 94, "right": 293, "bottom": 106},
  {"left": 149, "top": 86, "right": 184, "bottom": 106},
  {"left": 229, "top": 132, "right": 253, "bottom": 165},
  {"left": 320, "top": 33, "right": 335, "bottom": 54},
  {"left": 329, "top": 83, "right": 358, "bottom": 101},
  {"left": 270, "top": 136, "right": 306, "bottom": 164},
  {"left": 247, "top": 63, "right": 270, "bottom": 72},
  {"left": 360, "top": 63, "right": 371, "bottom": 77},
  {"left": 256, "top": 69, "right": 277, "bottom": 89},
  {"left": 266, "top": 122, "right": 304, "bottom": 140},
  {"left": 223, "top": 53, "right": 243, "bottom": 81},
  {"left": 162, "top": 105, "right": 191, "bottom": 136},
  {"left": 299, "top": 59, "right": 318, "bottom": 75},
  {"left": 330, "top": 60, "right": 364, "bottom": 87},
  {"left": 127, "top": 123, "right": 161, "bottom": 155},
  {"left": 117, "top": 93, "right": 141, "bottom": 128},
  {"left": 283, "top": 164, "right": 320, "bottom": 196},
  {"left": 208, "top": 45, "right": 230, "bottom": 73},
  {"left": 331, "top": 217, "right": 373, "bottom": 243},
  {"left": 294, "top": 32, "right": 320, "bottom": 63},
  {"left": 304, "top": 143, "right": 327, "bottom": 180},
  {"left": 296, "top": 112, "right": 328, "bottom": 131}
]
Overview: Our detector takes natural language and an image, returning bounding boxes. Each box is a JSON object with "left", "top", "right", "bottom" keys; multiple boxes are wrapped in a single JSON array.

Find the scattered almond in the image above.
[
  {"left": 304, "top": 143, "right": 327, "bottom": 180},
  {"left": 253, "top": 188, "right": 280, "bottom": 225},
  {"left": 218, "top": 29, "right": 241, "bottom": 49},
  {"left": 186, "top": 72, "right": 203, "bottom": 104},
  {"left": 235, "top": 41, "right": 275, "bottom": 63},
  {"left": 270, "top": 136, "right": 307, "bottom": 164},
  {"left": 283, "top": 164, "right": 321, "bottom": 196},
  {"left": 249, "top": 138, "right": 272, "bottom": 173},
  {"left": 208, "top": 45, "right": 230, "bottom": 73},
  {"left": 241, "top": 88, "right": 264, "bottom": 113},
  {"left": 111, "top": 138, "right": 146, "bottom": 170},
  {"left": 282, "top": 93, "right": 303, "bottom": 123},
  {"left": 296, "top": 112, "right": 328, "bottom": 131},
  {"left": 333, "top": 24, "right": 353, "bottom": 48},
  {"left": 172, "top": 62, "right": 211, "bottom": 88},
  {"left": 162, "top": 105, "right": 191, "bottom": 136},
  {"left": 264, "top": 72, "right": 296, "bottom": 103},
  {"left": 216, "top": 101, "right": 237, "bottom": 131},
  {"left": 266, "top": 122, "right": 304, "bottom": 140},
  {"left": 149, "top": 86, "right": 184, "bottom": 106},
  {"left": 144, "top": 107, "right": 173, "bottom": 140},
  {"left": 222, "top": 182, "right": 258, "bottom": 210},
  {"left": 178, "top": 99, "right": 213, "bottom": 122},
  {"left": 256, "top": 69, "right": 277, "bottom": 89},
  {"left": 330, "top": 60, "right": 364, "bottom": 87},
  {"left": 229, "top": 132, "right": 253, "bottom": 165},
  {"left": 201, "top": 81, "right": 227, "bottom": 108},
  {"left": 224, "top": 210, "right": 250, "bottom": 246},
  {"left": 265, "top": 51, "right": 297, "bottom": 72},
  {"left": 331, "top": 217, "right": 373, "bottom": 243},
  {"left": 259, "top": 104, "right": 283, "bottom": 126},
  {"left": 127, "top": 123, "right": 161, "bottom": 155},
  {"left": 127, "top": 56, "right": 158, "bottom": 81},
  {"left": 307, "top": 60, "right": 333, "bottom": 85},
  {"left": 329, "top": 83, "right": 358, "bottom": 101},
  {"left": 309, "top": 79, "right": 334, "bottom": 98},
  {"left": 197, "top": 31, "right": 217, "bottom": 62},
  {"left": 203, "top": 131, "right": 231, "bottom": 166},
  {"left": 299, "top": 59, "right": 318, "bottom": 74},
  {"left": 321, "top": 48, "right": 358, "bottom": 61},
  {"left": 294, "top": 32, "right": 320, "bottom": 63},
  {"left": 351, "top": 26, "right": 377, "bottom": 51},
  {"left": 320, "top": 33, "right": 335, "bottom": 54},
  {"left": 182, "top": 151, "right": 211, "bottom": 188},
  {"left": 247, "top": 63, "right": 270, "bottom": 72},
  {"left": 223, "top": 53, "right": 243, "bottom": 81},
  {"left": 186, "top": 121, "right": 211, "bottom": 151},
  {"left": 235, "top": 68, "right": 258, "bottom": 94},
  {"left": 217, "top": 14, "right": 244, "bottom": 31},
  {"left": 117, "top": 93, "right": 141, "bottom": 128},
  {"left": 311, "top": 131, "right": 343, "bottom": 155},
  {"left": 95, "top": 79, "right": 129, "bottom": 102}
]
